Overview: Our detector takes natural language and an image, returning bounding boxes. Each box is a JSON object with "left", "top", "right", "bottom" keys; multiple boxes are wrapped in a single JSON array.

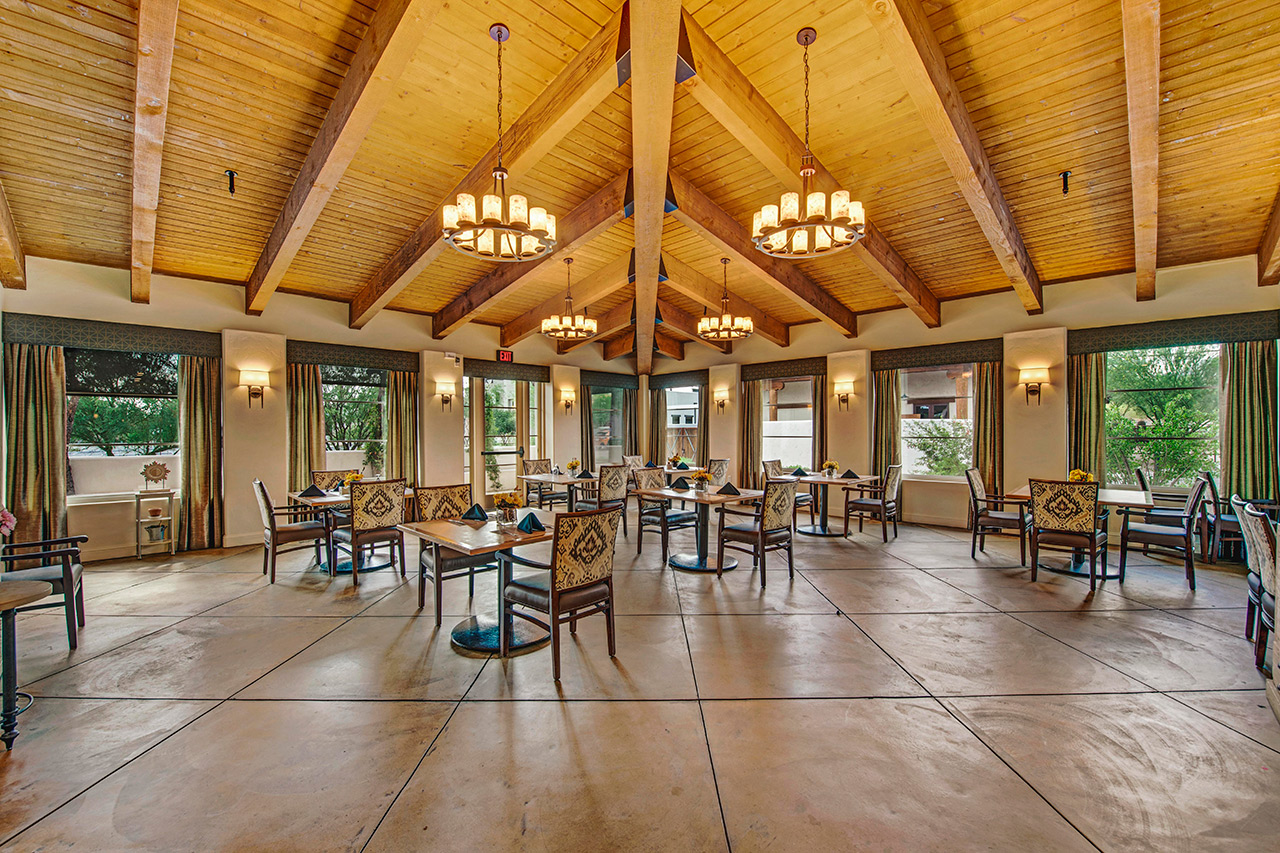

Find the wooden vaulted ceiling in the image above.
[{"left": 1, "top": 0, "right": 1278, "bottom": 370}]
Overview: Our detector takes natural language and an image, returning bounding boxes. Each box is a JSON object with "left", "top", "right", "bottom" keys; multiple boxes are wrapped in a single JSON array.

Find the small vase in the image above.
[
  {"left": 497, "top": 507, "right": 517, "bottom": 526},
  {"left": 695, "top": 481, "right": 707, "bottom": 492}
]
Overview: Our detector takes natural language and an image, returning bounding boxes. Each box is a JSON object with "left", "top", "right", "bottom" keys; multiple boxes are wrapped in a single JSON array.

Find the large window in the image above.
[
  {"left": 591, "top": 388, "right": 624, "bottom": 465},
  {"left": 664, "top": 386, "right": 699, "bottom": 462},
  {"left": 1104, "top": 345, "right": 1220, "bottom": 488},
  {"left": 473, "top": 379, "right": 544, "bottom": 496},
  {"left": 320, "top": 364, "right": 385, "bottom": 477},
  {"left": 762, "top": 377, "right": 813, "bottom": 468},
  {"left": 900, "top": 364, "right": 973, "bottom": 477},
  {"left": 66, "top": 349, "right": 179, "bottom": 496}
]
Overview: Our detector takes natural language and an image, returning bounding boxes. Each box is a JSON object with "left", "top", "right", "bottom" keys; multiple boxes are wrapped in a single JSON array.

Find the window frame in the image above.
[{"left": 898, "top": 363, "right": 975, "bottom": 481}]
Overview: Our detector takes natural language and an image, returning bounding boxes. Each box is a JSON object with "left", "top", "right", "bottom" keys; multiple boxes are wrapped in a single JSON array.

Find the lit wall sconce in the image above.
[
  {"left": 713, "top": 388, "right": 729, "bottom": 412},
  {"left": 436, "top": 380, "right": 455, "bottom": 411},
  {"left": 1019, "top": 367, "right": 1050, "bottom": 405},
  {"left": 239, "top": 370, "right": 269, "bottom": 408},
  {"left": 834, "top": 381, "right": 854, "bottom": 411},
  {"left": 561, "top": 387, "right": 576, "bottom": 414}
]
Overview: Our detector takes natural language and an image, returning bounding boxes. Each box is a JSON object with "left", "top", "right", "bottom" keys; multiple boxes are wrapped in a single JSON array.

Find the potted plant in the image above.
[
  {"left": 493, "top": 491, "right": 523, "bottom": 526},
  {"left": 1068, "top": 469, "right": 1095, "bottom": 482},
  {"left": 822, "top": 460, "right": 839, "bottom": 477},
  {"left": 691, "top": 469, "right": 712, "bottom": 492},
  {"left": 566, "top": 458, "right": 580, "bottom": 474}
]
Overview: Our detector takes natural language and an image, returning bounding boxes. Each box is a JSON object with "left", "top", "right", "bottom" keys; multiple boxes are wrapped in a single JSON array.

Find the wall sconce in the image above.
[
  {"left": 1019, "top": 367, "right": 1050, "bottom": 405},
  {"left": 436, "top": 380, "right": 455, "bottom": 411},
  {"left": 834, "top": 381, "right": 854, "bottom": 411},
  {"left": 713, "top": 388, "right": 729, "bottom": 412},
  {"left": 561, "top": 388, "right": 576, "bottom": 414},
  {"left": 239, "top": 370, "right": 269, "bottom": 408}
]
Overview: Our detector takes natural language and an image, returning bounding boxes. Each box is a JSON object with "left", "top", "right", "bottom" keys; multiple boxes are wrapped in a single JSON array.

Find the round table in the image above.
[{"left": 1, "top": 580, "right": 52, "bottom": 750}]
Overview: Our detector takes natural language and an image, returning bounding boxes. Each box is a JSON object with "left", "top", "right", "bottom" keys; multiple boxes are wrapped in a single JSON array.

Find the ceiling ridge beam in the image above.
[
  {"left": 500, "top": 251, "right": 632, "bottom": 346},
  {"left": 431, "top": 170, "right": 632, "bottom": 338},
  {"left": 130, "top": 0, "right": 180, "bottom": 304},
  {"left": 603, "top": 328, "right": 636, "bottom": 360},
  {"left": 1259, "top": 189, "right": 1280, "bottom": 287},
  {"left": 557, "top": 298, "right": 635, "bottom": 354},
  {"left": 0, "top": 180, "right": 25, "bottom": 289},
  {"left": 244, "top": 0, "right": 446, "bottom": 315},
  {"left": 677, "top": 9, "right": 939, "bottom": 328},
  {"left": 348, "top": 3, "right": 633, "bottom": 328},
  {"left": 656, "top": 296, "right": 731, "bottom": 354},
  {"left": 1122, "top": 0, "right": 1161, "bottom": 300},
  {"left": 668, "top": 171, "right": 857, "bottom": 337},
  {"left": 862, "top": 0, "right": 1043, "bottom": 314},
  {"left": 660, "top": 252, "right": 789, "bottom": 346}
]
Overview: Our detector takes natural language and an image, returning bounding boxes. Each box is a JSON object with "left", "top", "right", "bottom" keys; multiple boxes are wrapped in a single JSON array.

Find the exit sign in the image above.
[{"left": 496, "top": 350, "right": 514, "bottom": 363}]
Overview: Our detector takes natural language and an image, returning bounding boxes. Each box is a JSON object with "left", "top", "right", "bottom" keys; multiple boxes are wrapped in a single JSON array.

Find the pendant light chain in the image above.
[{"left": 495, "top": 36, "right": 505, "bottom": 191}]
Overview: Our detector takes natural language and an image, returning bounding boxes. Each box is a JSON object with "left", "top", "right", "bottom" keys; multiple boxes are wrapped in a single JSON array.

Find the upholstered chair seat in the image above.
[
  {"left": 0, "top": 535, "right": 89, "bottom": 649},
  {"left": 716, "top": 479, "right": 796, "bottom": 588},
  {"left": 1029, "top": 479, "right": 1109, "bottom": 591},
  {"left": 414, "top": 484, "right": 499, "bottom": 624},
  {"left": 843, "top": 465, "right": 902, "bottom": 542},
  {"left": 333, "top": 478, "right": 408, "bottom": 587},
  {"left": 254, "top": 478, "right": 331, "bottom": 584},
  {"left": 633, "top": 466, "right": 695, "bottom": 562},
  {"left": 1119, "top": 476, "right": 1207, "bottom": 591}
]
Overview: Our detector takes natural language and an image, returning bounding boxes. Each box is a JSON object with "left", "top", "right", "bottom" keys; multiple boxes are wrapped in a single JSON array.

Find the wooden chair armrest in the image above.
[
  {"left": 1, "top": 547, "right": 81, "bottom": 564},
  {"left": 717, "top": 506, "right": 759, "bottom": 518},
  {"left": 2, "top": 535, "right": 89, "bottom": 552},
  {"left": 502, "top": 553, "right": 550, "bottom": 571}
]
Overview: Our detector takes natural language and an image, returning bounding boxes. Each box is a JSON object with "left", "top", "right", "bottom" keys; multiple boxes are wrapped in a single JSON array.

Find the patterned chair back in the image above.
[
  {"left": 596, "top": 464, "right": 629, "bottom": 503},
  {"left": 760, "top": 480, "right": 797, "bottom": 531},
  {"left": 1235, "top": 498, "right": 1277, "bottom": 593},
  {"left": 1198, "top": 471, "right": 1220, "bottom": 520},
  {"left": 883, "top": 464, "right": 903, "bottom": 503},
  {"left": 708, "top": 458, "right": 730, "bottom": 486},
  {"left": 349, "top": 479, "right": 406, "bottom": 533},
  {"left": 415, "top": 484, "right": 472, "bottom": 521},
  {"left": 523, "top": 458, "right": 551, "bottom": 476},
  {"left": 633, "top": 467, "right": 667, "bottom": 510},
  {"left": 1028, "top": 480, "right": 1099, "bottom": 534},
  {"left": 762, "top": 459, "right": 785, "bottom": 479},
  {"left": 312, "top": 469, "right": 358, "bottom": 491},
  {"left": 252, "top": 479, "right": 275, "bottom": 531},
  {"left": 622, "top": 455, "right": 643, "bottom": 472},
  {"left": 551, "top": 507, "right": 623, "bottom": 591}
]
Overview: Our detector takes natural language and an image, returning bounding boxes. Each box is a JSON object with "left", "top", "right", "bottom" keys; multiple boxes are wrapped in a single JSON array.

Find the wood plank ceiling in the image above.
[{"left": 0, "top": 0, "right": 1277, "bottom": 371}]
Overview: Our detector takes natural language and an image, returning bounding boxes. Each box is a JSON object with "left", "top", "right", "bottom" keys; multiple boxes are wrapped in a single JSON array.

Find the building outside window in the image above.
[
  {"left": 320, "top": 364, "right": 385, "bottom": 476},
  {"left": 664, "top": 386, "right": 699, "bottom": 462},
  {"left": 462, "top": 375, "right": 471, "bottom": 486},
  {"left": 591, "top": 388, "right": 624, "bottom": 465},
  {"left": 900, "top": 363, "right": 974, "bottom": 477},
  {"left": 761, "top": 377, "right": 813, "bottom": 469}
]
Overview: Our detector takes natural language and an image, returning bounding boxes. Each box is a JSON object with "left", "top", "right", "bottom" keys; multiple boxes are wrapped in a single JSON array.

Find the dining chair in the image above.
[
  {"left": 707, "top": 458, "right": 731, "bottom": 487},
  {"left": 1236, "top": 496, "right": 1276, "bottom": 671},
  {"left": 521, "top": 458, "right": 567, "bottom": 509},
  {"left": 311, "top": 469, "right": 358, "bottom": 491},
  {"left": 843, "top": 464, "right": 902, "bottom": 542},
  {"left": 500, "top": 506, "right": 623, "bottom": 680},
  {"left": 0, "top": 534, "right": 89, "bottom": 648},
  {"left": 633, "top": 466, "right": 696, "bottom": 562},
  {"left": 1133, "top": 468, "right": 1190, "bottom": 528},
  {"left": 964, "top": 468, "right": 1030, "bottom": 565},
  {"left": 332, "top": 478, "right": 407, "bottom": 587},
  {"left": 762, "top": 459, "right": 814, "bottom": 525},
  {"left": 414, "top": 484, "right": 499, "bottom": 626},
  {"left": 716, "top": 479, "right": 796, "bottom": 588},
  {"left": 253, "top": 479, "right": 332, "bottom": 583},
  {"left": 575, "top": 463, "right": 630, "bottom": 536},
  {"left": 1028, "top": 479, "right": 1108, "bottom": 590},
  {"left": 1199, "top": 471, "right": 1241, "bottom": 563},
  {"left": 1118, "top": 476, "right": 1207, "bottom": 591}
]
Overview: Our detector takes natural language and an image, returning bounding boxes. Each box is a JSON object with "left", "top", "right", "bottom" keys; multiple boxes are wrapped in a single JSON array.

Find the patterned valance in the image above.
[
  {"left": 287, "top": 339, "right": 418, "bottom": 373},
  {"left": 741, "top": 356, "right": 827, "bottom": 382},
  {"left": 463, "top": 359, "right": 551, "bottom": 383},
  {"left": 1067, "top": 310, "right": 1280, "bottom": 355},
  {"left": 581, "top": 369, "right": 640, "bottom": 390},
  {"left": 871, "top": 338, "right": 1003, "bottom": 371},
  {"left": 2, "top": 313, "right": 220, "bottom": 357},
  {"left": 649, "top": 368, "right": 709, "bottom": 390}
]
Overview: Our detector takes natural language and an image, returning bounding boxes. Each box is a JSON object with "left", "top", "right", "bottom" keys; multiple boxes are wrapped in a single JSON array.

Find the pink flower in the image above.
[{"left": 0, "top": 508, "right": 16, "bottom": 537}]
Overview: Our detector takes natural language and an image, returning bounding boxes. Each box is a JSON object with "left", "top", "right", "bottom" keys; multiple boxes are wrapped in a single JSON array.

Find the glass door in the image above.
[{"left": 472, "top": 378, "right": 545, "bottom": 501}]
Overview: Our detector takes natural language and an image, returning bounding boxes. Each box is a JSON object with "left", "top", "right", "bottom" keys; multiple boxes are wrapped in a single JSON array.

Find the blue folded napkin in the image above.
[
  {"left": 645, "top": 461, "right": 657, "bottom": 467},
  {"left": 670, "top": 477, "right": 690, "bottom": 490},
  {"left": 841, "top": 469, "right": 858, "bottom": 480},
  {"left": 577, "top": 470, "right": 594, "bottom": 479},
  {"left": 461, "top": 503, "right": 487, "bottom": 521},
  {"left": 516, "top": 513, "right": 544, "bottom": 533},
  {"left": 790, "top": 466, "right": 807, "bottom": 476},
  {"left": 299, "top": 485, "right": 325, "bottom": 498},
  {"left": 717, "top": 483, "right": 740, "bottom": 495},
  {"left": 676, "top": 461, "right": 689, "bottom": 470}
]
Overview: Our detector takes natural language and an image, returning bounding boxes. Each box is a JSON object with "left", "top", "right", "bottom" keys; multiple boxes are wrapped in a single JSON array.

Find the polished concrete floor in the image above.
[{"left": 2, "top": 520, "right": 1277, "bottom": 851}]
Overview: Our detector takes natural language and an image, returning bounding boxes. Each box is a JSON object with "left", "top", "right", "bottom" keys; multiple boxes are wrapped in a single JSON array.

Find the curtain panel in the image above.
[
  {"left": 176, "top": 355, "right": 223, "bottom": 551},
  {"left": 739, "top": 379, "right": 764, "bottom": 489},
  {"left": 385, "top": 369, "right": 419, "bottom": 488},
  {"left": 621, "top": 388, "right": 639, "bottom": 456},
  {"left": 1067, "top": 352, "right": 1106, "bottom": 481},
  {"left": 580, "top": 383, "right": 595, "bottom": 471},
  {"left": 973, "top": 360, "right": 1003, "bottom": 496},
  {"left": 811, "top": 374, "right": 828, "bottom": 470},
  {"left": 1223, "top": 340, "right": 1278, "bottom": 501},
  {"left": 871, "top": 369, "right": 901, "bottom": 478},
  {"left": 287, "top": 363, "right": 327, "bottom": 492},
  {"left": 647, "top": 388, "right": 666, "bottom": 463},
  {"left": 4, "top": 344, "right": 67, "bottom": 544},
  {"left": 696, "top": 387, "right": 710, "bottom": 465}
]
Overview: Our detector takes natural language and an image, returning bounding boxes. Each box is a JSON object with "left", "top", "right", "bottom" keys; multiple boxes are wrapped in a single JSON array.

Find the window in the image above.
[
  {"left": 474, "top": 378, "right": 543, "bottom": 496},
  {"left": 463, "top": 375, "right": 471, "bottom": 485},
  {"left": 66, "top": 349, "right": 180, "bottom": 496},
  {"left": 900, "top": 364, "right": 973, "bottom": 477},
  {"left": 762, "top": 377, "right": 813, "bottom": 469},
  {"left": 320, "top": 364, "right": 385, "bottom": 477},
  {"left": 664, "top": 386, "right": 699, "bottom": 462},
  {"left": 591, "top": 388, "right": 624, "bottom": 465},
  {"left": 1104, "top": 345, "right": 1220, "bottom": 488}
]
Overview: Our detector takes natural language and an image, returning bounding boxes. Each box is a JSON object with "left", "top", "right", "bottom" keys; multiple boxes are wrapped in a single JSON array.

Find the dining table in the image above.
[
  {"left": 780, "top": 473, "right": 880, "bottom": 537},
  {"left": 633, "top": 485, "right": 764, "bottom": 572},
  {"left": 517, "top": 471, "right": 595, "bottom": 510},
  {"left": 1007, "top": 484, "right": 1153, "bottom": 579},
  {"left": 289, "top": 486, "right": 416, "bottom": 574},
  {"left": 1, "top": 580, "right": 51, "bottom": 750},
  {"left": 398, "top": 509, "right": 555, "bottom": 655}
]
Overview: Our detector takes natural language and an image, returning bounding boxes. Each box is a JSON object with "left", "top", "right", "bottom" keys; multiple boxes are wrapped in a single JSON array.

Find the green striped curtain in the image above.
[
  {"left": 621, "top": 388, "right": 639, "bottom": 456},
  {"left": 3, "top": 344, "right": 67, "bottom": 544},
  {"left": 177, "top": 355, "right": 223, "bottom": 550},
  {"left": 1223, "top": 340, "right": 1278, "bottom": 500},
  {"left": 696, "top": 386, "right": 710, "bottom": 465},
  {"left": 973, "top": 360, "right": 1003, "bottom": 495},
  {"left": 739, "top": 380, "right": 763, "bottom": 489},
  {"left": 580, "top": 383, "right": 595, "bottom": 471},
  {"left": 385, "top": 369, "right": 419, "bottom": 488},
  {"left": 811, "top": 374, "right": 828, "bottom": 470},
  {"left": 1068, "top": 352, "right": 1106, "bottom": 482},
  {"left": 871, "top": 369, "right": 901, "bottom": 478},
  {"left": 646, "top": 388, "right": 666, "bottom": 463},
  {"left": 287, "top": 363, "right": 326, "bottom": 492}
]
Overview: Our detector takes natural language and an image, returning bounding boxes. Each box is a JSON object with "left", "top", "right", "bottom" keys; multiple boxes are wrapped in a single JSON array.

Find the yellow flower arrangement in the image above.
[
  {"left": 343, "top": 471, "right": 363, "bottom": 486},
  {"left": 566, "top": 458, "right": 580, "bottom": 472},
  {"left": 691, "top": 469, "right": 712, "bottom": 484},
  {"left": 1068, "top": 469, "right": 1095, "bottom": 482},
  {"left": 822, "top": 460, "right": 839, "bottom": 473},
  {"left": 493, "top": 491, "right": 524, "bottom": 510},
  {"left": 668, "top": 454, "right": 682, "bottom": 467}
]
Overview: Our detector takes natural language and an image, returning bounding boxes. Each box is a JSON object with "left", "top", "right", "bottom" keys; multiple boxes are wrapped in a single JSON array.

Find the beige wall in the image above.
[
  {"left": 420, "top": 351, "right": 464, "bottom": 485},
  {"left": 222, "top": 330, "right": 287, "bottom": 548},
  {"left": 707, "top": 363, "right": 740, "bottom": 472},
  {"left": 549, "top": 364, "right": 581, "bottom": 467}
]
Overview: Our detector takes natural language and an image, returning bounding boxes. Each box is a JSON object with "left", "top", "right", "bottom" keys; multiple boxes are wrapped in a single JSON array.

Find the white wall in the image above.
[
  {"left": 222, "top": 329, "right": 287, "bottom": 548},
  {"left": 549, "top": 364, "right": 581, "bottom": 468},
  {"left": 420, "top": 351, "right": 464, "bottom": 485},
  {"left": 707, "top": 363, "right": 740, "bottom": 473}
]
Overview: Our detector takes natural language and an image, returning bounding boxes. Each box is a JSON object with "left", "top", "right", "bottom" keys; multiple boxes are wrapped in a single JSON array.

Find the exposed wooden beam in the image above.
[
  {"left": 629, "top": 0, "right": 683, "bottom": 374},
  {"left": 348, "top": 4, "right": 633, "bottom": 328},
  {"left": 653, "top": 328, "right": 685, "bottom": 360},
  {"left": 0, "top": 181, "right": 25, "bottom": 289},
  {"left": 656, "top": 297, "right": 730, "bottom": 354},
  {"left": 603, "top": 330, "right": 635, "bottom": 361},
  {"left": 557, "top": 299, "right": 634, "bottom": 354},
  {"left": 677, "top": 9, "right": 939, "bottom": 327},
  {"left": 660, "top": 253, "right": 789, "bottom": 346},
  {"left": 130, "top": 0, "right": 180, "bottom": 304},
  {"left": 1260, "top": 190, "right": 1280, "bottom": 287},
  {"left": 862, "top": 0, "right": 1043, "bottom": 314},
  {"left": 244, "top": 0, "right": 444, "bottom": 315},
  {"left": 431, "top": 171, "right": 631, "bottom": 338},
  {"left": 668, "top": 171, "right": 856, "bottom": 337},
  {"left": 1121, "top": 0, "right": 1161, "bottom": 301},
  {"left": 500, "top": 252, "right": 632, "bottom": 346}
]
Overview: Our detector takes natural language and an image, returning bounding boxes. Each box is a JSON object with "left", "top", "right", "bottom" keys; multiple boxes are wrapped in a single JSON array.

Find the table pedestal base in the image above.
[
  {"left": 669, "top": 553, "right": 738, "bottom": 572},
  {"left": 796, "top": 524, "right": 842, "bottom": 537},
  {"left": 450, "top": 615, "right": 549, "bottom": 654}
]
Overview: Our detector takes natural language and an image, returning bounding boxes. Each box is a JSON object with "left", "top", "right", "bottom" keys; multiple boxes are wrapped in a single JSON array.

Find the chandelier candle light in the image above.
[
  {"left": 442, "top": 24, "right": 556, "bottom": 262},
  {"left": 751, "top": 28, "right": 865, "bottom": 259},
  {"left": 698, "top": 258, "right": 754, "bottom": 341},
  {"left": 541, "top": 257, "right": 597, "bottom": 340}
]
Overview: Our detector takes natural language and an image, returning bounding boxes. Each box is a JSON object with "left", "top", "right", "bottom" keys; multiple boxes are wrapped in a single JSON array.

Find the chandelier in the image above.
[
  {"left": 751, "top": 28, "right": 865, "bottom": 259},
  {"left": 442, "top": 24, "right": 556, "bottom": 262},
  {"left": 698, "top": 259, "right": 754, "bottom": 341},
  {"left": 541, "top": 258, "right": 597, "bottom": 340}
]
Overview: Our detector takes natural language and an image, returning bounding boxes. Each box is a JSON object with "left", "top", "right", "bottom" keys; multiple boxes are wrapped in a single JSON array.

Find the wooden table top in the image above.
[
  {"left": 790, "top": 474, "right": 880, "bottom": 487},
  {"left": 518, "top": 472, "right": 594, "bottom": 485},
  {"left": 633, "top": 487, "right": 763, "bottom": 505},
  {"left": 0, "top": 580, "right": 53, "bottom": 610},
  {"left": 1008, "top": 484, "right": 1154, "bottom": 508},
  {"left": 290, "top": 488, "right": 414, "bottom": 507},
  {"left": 397, "top": 509, "right": 555, "bottom": 556}
]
